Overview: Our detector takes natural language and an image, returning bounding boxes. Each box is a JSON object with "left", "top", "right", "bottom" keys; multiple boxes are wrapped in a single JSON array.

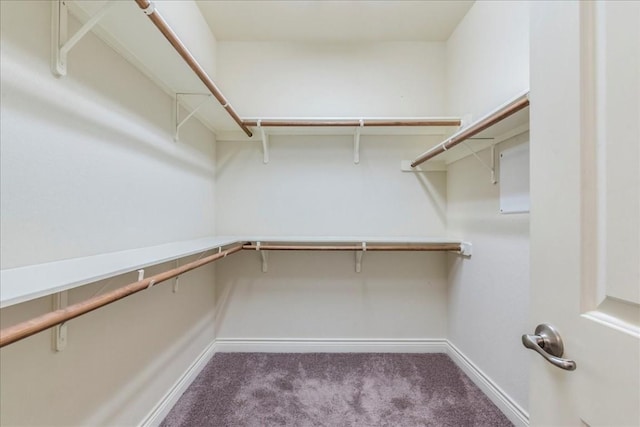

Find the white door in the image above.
[{"left": 529, "top": 1, "right": 639, "bottom": 426}]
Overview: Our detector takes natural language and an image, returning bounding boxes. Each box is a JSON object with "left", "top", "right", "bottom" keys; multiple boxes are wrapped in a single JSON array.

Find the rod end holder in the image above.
[{"left": 459, "top": 242, "right": 472, "bottom": 257}]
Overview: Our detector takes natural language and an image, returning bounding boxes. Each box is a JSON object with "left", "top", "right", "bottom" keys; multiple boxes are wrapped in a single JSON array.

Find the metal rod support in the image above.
[
  {"left": 411, "top": 93, "right": 529, "bottom": 168},
  {"left": 462, "top": 141, "right": 497, "bottom": 184},
  {"left": 354, "top": 126, "right": 361, "bottom": 164},
  {"left": 259, "top": 125, "right": 269, "bottom": 164},
  {"left": 134, "top": 0, "right": 252, "bottom": 137},
  {"left": 59, "top": 1, "right": 115, "bottom": 56},
  {"left": 175, "top": 94, "right": 212, "bottom": 141}
]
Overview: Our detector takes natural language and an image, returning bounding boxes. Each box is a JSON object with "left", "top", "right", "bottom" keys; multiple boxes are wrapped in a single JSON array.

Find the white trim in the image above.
[
  {"left": 582, "top": 310, "right": 640, "bottom": 339},
  {"left": 446, "top": 341, "right": 530, "bottom": 427},
  {"left": 214, "top": 338, "right": 448, "bottom": 353},
  {"left": 139, "top": 340, "right": 218, "bottom": 427}
]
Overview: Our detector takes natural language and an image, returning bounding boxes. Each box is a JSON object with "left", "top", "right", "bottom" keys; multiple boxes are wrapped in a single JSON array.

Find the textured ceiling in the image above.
[{"left": 196, "top": 1, "right": 474, "bottom": 42}]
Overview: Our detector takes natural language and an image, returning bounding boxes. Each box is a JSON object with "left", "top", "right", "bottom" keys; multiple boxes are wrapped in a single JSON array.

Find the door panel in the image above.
[
  {"left": 587, "top": 0, "right": 640, "bottom": 312},
  {"left": 530, "top": 1, "right": 639, "bottom": 426}
]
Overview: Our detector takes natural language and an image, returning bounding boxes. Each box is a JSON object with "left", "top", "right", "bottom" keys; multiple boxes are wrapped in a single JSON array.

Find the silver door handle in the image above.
[{"left": 522, "top": 323, "right": 576, "bottom": 371}]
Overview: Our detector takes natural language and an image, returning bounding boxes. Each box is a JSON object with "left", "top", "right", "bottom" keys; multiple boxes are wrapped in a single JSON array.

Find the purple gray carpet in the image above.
[{"left": 161, "top": 353, "right": 513, "bottom": 427}]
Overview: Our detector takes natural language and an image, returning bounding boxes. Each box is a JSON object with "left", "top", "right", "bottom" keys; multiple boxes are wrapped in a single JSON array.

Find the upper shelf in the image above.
[
  {"left": 63, "top": 1, "right": 463, "bottom": 141},
  {"left": 217, "top": 118, "right": 462, "bottom": 141},
  {"left": 66, "top": 0, "right": 242, "bottom": 132},
  {"left": 64, "top": 0, "right": 526, "bottom": 155},
  {"left": 410, "top": 92, "right": 530, "bottom": 166}
]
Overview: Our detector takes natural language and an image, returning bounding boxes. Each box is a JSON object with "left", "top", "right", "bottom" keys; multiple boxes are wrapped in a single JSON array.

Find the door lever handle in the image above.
[{"left": 522, "top": 323, "right": 576, "bottom": 371}]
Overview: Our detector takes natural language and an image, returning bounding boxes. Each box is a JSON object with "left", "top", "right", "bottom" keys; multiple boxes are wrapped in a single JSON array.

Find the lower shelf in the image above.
[
  {"left": 0, "top": 237, "right": 238, "bottom": 308},
  {"left": 0, "top": 235, "right": 471, "bottom": 308}
]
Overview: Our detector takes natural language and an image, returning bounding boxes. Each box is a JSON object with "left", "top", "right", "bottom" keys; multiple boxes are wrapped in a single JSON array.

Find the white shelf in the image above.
[
  {"left": 438, "top": 106, "right": 529, "bottom": 165},
  {"left": 64, "top": 1, "right": 463, "bottom": 141},
  {"left": 1, "top": 235, "right": 470, "bottom": 308},
  {"left": 0, "top": 237, "right": 238, "bottom": 308},
  {"left": 66, "top": 0, "right": 238, "bottom": 133},
  {"left": 408, "top": 91, "right": 530, "bottom": 167},
  {"left": 230, "top": 236, "right": 471, "bottom": 274},
  {"left": 216, "top": 123, "right": 460, "bottom": 142},
  {"left": 224, "top": 235, "right": 464, "bottom": 244}
]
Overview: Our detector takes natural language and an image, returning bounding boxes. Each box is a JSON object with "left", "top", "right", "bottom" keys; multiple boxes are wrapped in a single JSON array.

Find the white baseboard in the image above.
[
  {"left": 140, "top": 338, "right": 528, "bottom": 427},
  {"left": 139, "top": 340, "right": 218, "bottom": 427},
  {"left": 446, "top": 341, "right": 530, "bottom": 427},
  {"left": 214, "top": 338, "right": 448, "bottom": 353}
]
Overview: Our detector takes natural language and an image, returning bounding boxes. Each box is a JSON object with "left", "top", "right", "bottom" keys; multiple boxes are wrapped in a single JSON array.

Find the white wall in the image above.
[
  {"left": 217, "top": 41, "right": 446, "bottom": 117},
  {"left": 0, "top": 1, "right": 218, "bottom": 425},
  {"left": 214, "top": 40, "right": 449, "bottom": 236},
  {"left": 1, "top": 2, "right": 216, "bottom": 270},
  {"left": 216, "top": 136, "right": 447, "bottom": 237},
  {"left": 446, "top": 136, "right": 530, "bottom": 412},
  {"left": 444, "top": 0, "right": 530, "bottom": 414},
  {"left": 216, "top": 251, "right": 447, "bottom": 340},
  {"left": 446, "top": 0, "right": 529, "bottom": 119},
  {"left": 214, "top": 135, "right": 449, "bottom": 340},
  {"left": 213, "top": 41, "right": 449, "bottom": 341}
]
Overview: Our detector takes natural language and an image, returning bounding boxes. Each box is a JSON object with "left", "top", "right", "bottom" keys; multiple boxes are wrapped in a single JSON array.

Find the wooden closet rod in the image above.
[
  {"left": 0, "top": 244, "right": 244, "bottom": 348},
  {"left": 411, "top": 93, "right": 530, "bottom": 167},
  {"left": 134, "top": 0, "right": 253, "bottom": 138},
  {"left": 242, "top": 119, "right": 462, "bottom": 128},
  {"left": 242, "top": 244, "right": 462, "bottom": 252}
]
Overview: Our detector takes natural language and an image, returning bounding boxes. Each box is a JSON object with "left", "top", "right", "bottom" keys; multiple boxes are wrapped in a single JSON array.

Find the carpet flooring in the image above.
[{"left": 160, "top": 353, "right": 513, "bottom": 427}]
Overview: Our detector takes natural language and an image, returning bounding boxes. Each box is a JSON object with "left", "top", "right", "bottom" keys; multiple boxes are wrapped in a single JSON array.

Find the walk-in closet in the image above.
[{"left": 1, "top": 1, "right": 638, "bottom": 426}]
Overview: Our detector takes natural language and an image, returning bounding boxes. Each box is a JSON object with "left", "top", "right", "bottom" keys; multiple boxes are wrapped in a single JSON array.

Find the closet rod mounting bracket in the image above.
[
  {"left": 354, "top": 119, "right": 364, "bottom": 164},
  {"left": 175, "top": 93, "right": 213, "bottom": 142},
  {"left": 462, "top": 142, "right": 497, "bottom": 184},
  {"left": 258, "top": 121, "right": 270, "bottom": 164},
  {"left": 52, "top": 291, "right": 68, "bottom": 352},
  {"left": 255, "top": 242, "right": 269, "bottom": 272},
  {"left": 52, "top": 0, "right": 115, "bottom": 77},
  {"left": 355, "top": 242, "right": 366, "bottom": 272},
  {"left": 173, "top": 260, "right": 180, "bottom": 293},
  {"left": 459, "top": 242, "right": 473, "bottom": 257}
]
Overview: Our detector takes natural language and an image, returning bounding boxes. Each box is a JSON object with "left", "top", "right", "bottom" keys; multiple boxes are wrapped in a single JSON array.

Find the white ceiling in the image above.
[{"left": 196, "top": 1, "right": 474, "bottom": 43}]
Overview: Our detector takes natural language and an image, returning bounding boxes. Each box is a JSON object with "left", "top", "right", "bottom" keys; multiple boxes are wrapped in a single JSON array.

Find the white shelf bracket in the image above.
[
  {"left": 353, "top": 119, "right": 364, "bottom": 164},
  {"left": 175, "top": 93, "right": 212, "bottom": 142},
  {"left": 258, "top": 121, "right": 270, "bottom": 164},
  {"left": 261, "top": 251, "right": 269, "bottom": 273},
  {"left": 173, "top": 260, "right": 180, "bottom": 293},
  {"left": 52, "top": 291, "right": 68, "bottom": 352},
  {"left": 462, "top": 141, "right": 497, "bottom": 184},
  {"left": 52, "top": 0, "right": 115, "bottom": 77},
  {"left": 139, "top": 269, "right": 156, "bottom": 290},
  {"left": 355, "top": 242, "right": 366, "bottom": 273},
  {"left": 256, "top": 242, "right": 268, "bottom": 272},
  {"left": 491, "top": 146, "right": 496, "bottom": 184},
  {"left": 459, "top": 242, "right": 473, "bottom": 257}
]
